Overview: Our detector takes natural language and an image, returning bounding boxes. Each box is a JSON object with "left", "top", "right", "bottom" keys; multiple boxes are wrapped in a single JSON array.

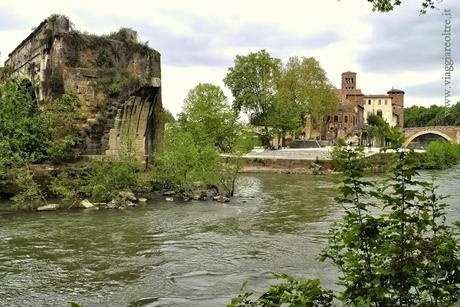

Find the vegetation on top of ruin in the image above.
[
  {"left": 93, "top": 69, "right": 141, "bottom": 99},
  {"left": 62, "top": 30, "right": 159, "bottom": 68}
]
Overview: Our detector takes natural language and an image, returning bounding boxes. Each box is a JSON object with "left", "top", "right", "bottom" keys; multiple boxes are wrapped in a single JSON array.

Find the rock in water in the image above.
[
  {"left": 138, "top": 198, "right": 147, "bottom": 203},
  {"left": 80, "top": 199, "right": 95, "bottom": 208},
  {"left": 118, "top": 191, "right": 137, "bottom": 202},
  {"left": 165, "top": 197, "right": 174, "bottom": 202},
  {"left": 127, "top": 202, "right": 137, "bottom": 208},
  {"left": 213, "top": 195, "right": 230, "bottom": 203},
  {"left": 37, "top": 204, "right": 59, "bottom": 211},
  {"left": 106, "top": 201, "right": 118, "bottom": 209}
]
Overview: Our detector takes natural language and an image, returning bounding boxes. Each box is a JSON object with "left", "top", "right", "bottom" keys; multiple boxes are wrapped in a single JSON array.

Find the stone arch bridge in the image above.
[{"left": 402, "top": 126, "right": 460, "bottom": 147}]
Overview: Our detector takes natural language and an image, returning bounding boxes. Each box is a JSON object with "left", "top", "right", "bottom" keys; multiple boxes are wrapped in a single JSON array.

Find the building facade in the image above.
[{"left": 322, "top": 71, "right": 404, "bottom": 144}]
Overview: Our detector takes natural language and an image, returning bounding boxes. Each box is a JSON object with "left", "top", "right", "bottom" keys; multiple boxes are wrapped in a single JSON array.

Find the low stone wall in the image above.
[
  {"left": 225, "top": 151, "right": 393, "bottom": 174},
  {"left": 226, "top": 156, "right": 335, "bottom": 173}
]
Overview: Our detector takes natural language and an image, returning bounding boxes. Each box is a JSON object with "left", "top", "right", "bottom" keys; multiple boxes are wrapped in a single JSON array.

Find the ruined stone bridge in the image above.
[
  {"left": 402, "top": 126, "right": 460, "bottom": 147},
  {"left": 5, "top": 15, "right": 163, "bottom": 159}
]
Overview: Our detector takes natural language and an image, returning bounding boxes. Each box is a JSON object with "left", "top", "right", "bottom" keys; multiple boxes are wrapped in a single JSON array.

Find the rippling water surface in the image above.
[{"left": 1, "top": 167, "right": 459, "bottom": 306}]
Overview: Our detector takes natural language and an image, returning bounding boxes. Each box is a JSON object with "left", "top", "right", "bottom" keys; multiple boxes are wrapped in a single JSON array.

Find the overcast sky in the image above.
[{"left": 0, "top": 0, "right": 458, "bottom": 115}]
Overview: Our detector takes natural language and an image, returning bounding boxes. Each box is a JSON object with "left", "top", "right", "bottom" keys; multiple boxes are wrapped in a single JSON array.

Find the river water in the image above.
[{"left": 1, "top": 166, "right": 459, "bottom": 307}]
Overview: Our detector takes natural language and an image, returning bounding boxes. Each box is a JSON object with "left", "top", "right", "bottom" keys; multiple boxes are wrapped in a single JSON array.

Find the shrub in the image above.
[
  {"left": 95, "top": 72, "right": 139, "bottom": 98},
  {"left": 11, "top": 167, "right": 47, "bottom": 210},
  {"left": 50, "top": 171, "right": 86, "bottom": 208},
  {"left": 228, "top": 275, "right": 334, "bottom": 307},
  {"left": 424, "top": 140, "right": 460, "bottom": 169},
  {"left": 153, "top": 126, "right": 221, "bottom": 194},
  {"left": 87, "top": 158, "right": 145, "bottom": 202}
]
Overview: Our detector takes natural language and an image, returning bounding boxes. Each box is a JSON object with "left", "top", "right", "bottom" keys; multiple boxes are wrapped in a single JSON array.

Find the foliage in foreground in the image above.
[
  {"left": 231, "top": 144, "right": 460, "bottom": 306},
  {"left": 228, "top": 274, "right": 333, "bottom": 307},
  {"left": 321, "top": 145, "right": 460, "bottom": 306}
]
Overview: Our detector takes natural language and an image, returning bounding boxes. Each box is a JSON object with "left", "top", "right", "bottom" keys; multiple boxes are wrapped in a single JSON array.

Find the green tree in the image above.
[
  {"left": 0, "top": 79, "right": 52, "bottom": 166},
  {"left": 366, "top": 113, "right": 390, "bottom": 147},
  {"left": 276, "top": 56, "right": 339, "bottom": 140},
  {"left": 179, "top": 83, "right": 241, "bottom": 153},
  {"left": 154, "top": 83, "right": 256, "bottom": 197},
  {"left": 153, "top": 125, "right": 221, "bottom": 194},
  {"left": 404, "top": 102, "right": 460, "bottom": 127},
  {"left": 267, "top": 98, "right": 303, "bottom": 146},
  {"left": 162, "top": 108, "right": 176, "bottom": 124},
  {"left": 0, "top": 77, "right": 82, "bottom": 167},
  {"left": 224, "top": 50, "right": 281, "bottom": 147}
]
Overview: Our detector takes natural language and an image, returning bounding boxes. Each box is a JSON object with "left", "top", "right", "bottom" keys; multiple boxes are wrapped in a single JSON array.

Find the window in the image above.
[
  {"left": 377, "top": 109, "right": 383, "bottom": 117},
  {"left": 368, "top": 99, "right": 371, "bottom": 105},
  {"left": 334, "top": 115, "right": 338, "bottom": 122},
  {"left": 344, "top": 116, "right": 348, "bottom": 123},
  {"left": 327, "top": 116, "right": 331, "bottom": 122},
  {"left": 385, "top": 99, "right": 388, "bottom": 105},
  {"left": 378, "top": 99, "right": 381, "bottom": 105}
]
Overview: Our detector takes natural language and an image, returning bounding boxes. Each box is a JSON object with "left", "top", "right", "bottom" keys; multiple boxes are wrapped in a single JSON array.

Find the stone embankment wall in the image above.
[
  {"left": 239, "top": 157, "right": 335, "bottom": 173},
  {"left": 5, "top": 15, "right": 163, "bottom": 158}
]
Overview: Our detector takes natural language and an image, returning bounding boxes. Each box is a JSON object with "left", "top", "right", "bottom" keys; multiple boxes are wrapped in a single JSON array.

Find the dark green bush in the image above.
[
  {"left": 228, "top": 275, "right": 334, "bottom": 307},
  {"left": 424, "top": 140, "right": 460, "bottom": 169},
  {"left": 87, "top": 158, "right": 145, "bottom": 202}
]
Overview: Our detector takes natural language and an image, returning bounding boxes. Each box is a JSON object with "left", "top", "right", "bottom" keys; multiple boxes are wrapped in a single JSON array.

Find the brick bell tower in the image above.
[
  {"left": 341, "top": 71, "right": 357, "bottom": 90},
  {"left": 387, "top": 88, "right": 405, "bottom": 128}
]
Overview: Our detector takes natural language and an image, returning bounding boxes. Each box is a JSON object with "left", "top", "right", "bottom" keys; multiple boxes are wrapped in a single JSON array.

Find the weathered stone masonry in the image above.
[{"left": 5, "top": 15, "right": 164, "bottom": 158}]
